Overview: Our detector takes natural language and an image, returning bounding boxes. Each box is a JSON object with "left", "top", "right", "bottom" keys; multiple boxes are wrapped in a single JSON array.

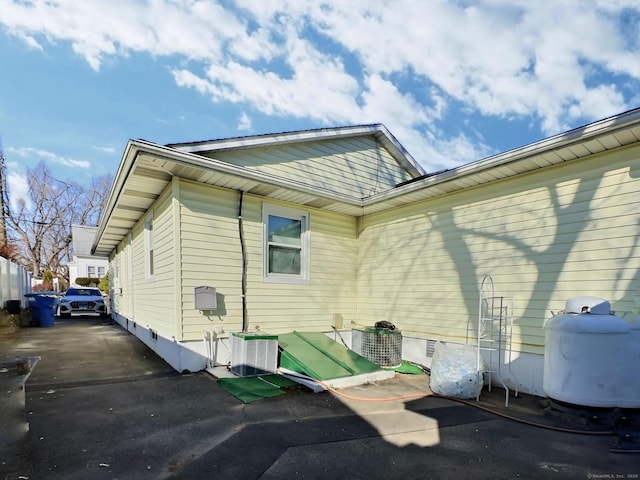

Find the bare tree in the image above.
[
  {"left": 0, "top": 136, "right": 9, "bottom": 253},
  {"left": 5, "top": 161, "right": 112, "bottom": 280}
]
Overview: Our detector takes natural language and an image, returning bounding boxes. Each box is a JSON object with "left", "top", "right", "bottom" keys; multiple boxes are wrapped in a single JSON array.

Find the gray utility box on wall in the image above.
[
  {"left": 195, "top": 286, "right": 217, "bottom": 310},
  {"left": 230, "top": 332, "right": 279, "bottom": 377}
]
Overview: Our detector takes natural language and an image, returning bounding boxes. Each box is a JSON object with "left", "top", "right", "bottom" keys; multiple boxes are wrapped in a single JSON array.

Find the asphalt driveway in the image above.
[{"left": 1, "top": 317, "right": 637, "bottom": 479}]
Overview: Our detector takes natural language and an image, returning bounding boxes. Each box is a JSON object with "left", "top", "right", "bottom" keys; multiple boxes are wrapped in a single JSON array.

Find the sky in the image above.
[{"left": 1, "top": 0, "right": 639, "bottom": 207}]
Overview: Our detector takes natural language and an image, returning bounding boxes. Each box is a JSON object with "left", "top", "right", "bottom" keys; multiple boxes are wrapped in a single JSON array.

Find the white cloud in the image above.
[
  {"left": 9, "top": 147, "right": 90, "bottom": 169},
  {"left": 7, "top": 171, "right": 30, "bottom": 209},
  {"left": 359, "top": 75, "right": 429, "bottom": 127},
  {"left": 93, "top": 146, "right": 116, "bottom": 154},
  {"left": 1, "top": 0, "right": 639, "bottom": 171},
  {"left": 300, "top": 1, "right": 637, "bottom": 134},
  {"left": 0, "top": 0, "right": 244, "bottom": 69},
  {"left": 237, "top": 112, "right": 252, "bottom": 131},
  {"left": 177, "top": 35, "right": 361, "bottom": 123}
]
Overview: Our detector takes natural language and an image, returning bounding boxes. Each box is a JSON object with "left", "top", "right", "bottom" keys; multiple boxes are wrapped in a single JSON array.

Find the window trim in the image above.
[
  {"left": 262, "top": 204, "right": 309, "bottom": 284},
  {"left": 86, "top": 265, "right": 106, "bottom": 278}
]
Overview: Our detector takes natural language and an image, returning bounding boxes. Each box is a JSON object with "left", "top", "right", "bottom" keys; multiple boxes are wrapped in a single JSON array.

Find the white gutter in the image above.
[
  {"left": 364, "top": 106, "right": 640, "bottom": 208},
  {"left": 134, "top": 140, "right": 366, "bottom": 205},
  {"left": 170, "top": 123, "right": 426, "bottom": 177},
  {"left": 92, "top": 141, "right": 140, "bottom": 254},
  {"left": 171, "top": 124, "right": 385, "bottom": 152},
  {"left": 91, "top": 139, "right": 367, "bottom": 254},
  {"left": 94, "top": 107, "right": 640, "bottom": 252}
]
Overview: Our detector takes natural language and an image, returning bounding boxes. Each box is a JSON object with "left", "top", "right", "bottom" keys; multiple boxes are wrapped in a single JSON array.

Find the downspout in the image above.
[{"left": 238, "top": 191, "right": 248, "bottom": 332}]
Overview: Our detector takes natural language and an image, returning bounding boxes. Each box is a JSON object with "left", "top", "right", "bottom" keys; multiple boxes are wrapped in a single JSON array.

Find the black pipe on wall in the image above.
[{"left": 238, "top": 190, "right": 248, "bottom": 332}]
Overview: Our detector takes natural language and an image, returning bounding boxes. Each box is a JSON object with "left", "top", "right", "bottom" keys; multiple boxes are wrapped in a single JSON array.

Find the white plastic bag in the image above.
[{"left": 429, "top": 342, "right": 482, "bottom": 399}]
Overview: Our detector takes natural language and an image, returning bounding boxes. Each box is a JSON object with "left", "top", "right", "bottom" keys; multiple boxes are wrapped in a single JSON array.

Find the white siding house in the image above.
[
  {"left": 93, "top": 116, "right": 640, "bottom": 395},
  {"left": 68, "top": 225, "right": 109, "bottom": 287}
]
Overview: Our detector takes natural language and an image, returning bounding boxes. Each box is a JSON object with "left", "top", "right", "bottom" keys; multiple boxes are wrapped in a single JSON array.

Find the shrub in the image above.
[
  {"left": 98, "top": 272, "right": 109, "bottom": 294},
  {"left": 75, "top": 277, "right": 101, "bottom": 287}
]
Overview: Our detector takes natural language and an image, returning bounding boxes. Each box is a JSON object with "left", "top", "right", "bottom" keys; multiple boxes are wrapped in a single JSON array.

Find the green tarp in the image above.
[
  {"left": 394, "top": 360, "right": 426, "bottom": 375},
  {"left": 278, "top": 331, "right": 382, "bottom": 380},
  {"left": 218, "top": 374, "right": 298, "bottom": 403}
]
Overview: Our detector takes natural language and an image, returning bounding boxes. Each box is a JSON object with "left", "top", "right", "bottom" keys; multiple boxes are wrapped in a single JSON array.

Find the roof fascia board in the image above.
[
  {"left": 95, "top": 108, "right": 640, "bottom": 253},
  {"left": 170, "top": 125, "right": 383, "bottom": 152},
  {"left": 373, "top": 124, "right": 426, "bottom": 176},
  {"left": 136, "top": 140, "right": 365, "bottom": 204},
  {"left": 454, "top": 106, "right": 640, "bottom": 176},
  {"left": 364, "top": 107, "right": 640, "bottom": 208},
  {"left": 92, "top": 140, "right": 366, "bottom": 253},
  {"left": 171, "top": 124, "right": 425, "bottom": 177},
  {"left": 91, "top": 140, "right": 140, "bottom": 254}
]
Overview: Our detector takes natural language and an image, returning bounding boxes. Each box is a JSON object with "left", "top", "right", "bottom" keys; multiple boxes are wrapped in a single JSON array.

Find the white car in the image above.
[{"left": 58, "top": 287, "right": 107, "bottom": 317}]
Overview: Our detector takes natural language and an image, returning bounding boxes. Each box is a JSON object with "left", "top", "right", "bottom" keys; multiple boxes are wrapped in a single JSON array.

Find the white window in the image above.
[
  {"left": 263, "top": 205, "right": 309, "bottom": 283},
  {"left": 87, "top": 265, "right": 105, "bottom": 278},
  {"left": 145, "top": 214, "right": 154, "bottom": 279}
]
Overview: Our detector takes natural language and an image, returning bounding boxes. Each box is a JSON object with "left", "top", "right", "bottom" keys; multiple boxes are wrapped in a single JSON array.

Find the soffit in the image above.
[
  {"left": 93, "top": 109, "right": 640, "bottom": 256},
  {"left": 92, "top": 147, "right": 367, "bottom": 256}
]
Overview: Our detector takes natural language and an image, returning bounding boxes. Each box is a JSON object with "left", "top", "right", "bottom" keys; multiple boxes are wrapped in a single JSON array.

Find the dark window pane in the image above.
[{"left": 269, "top": 246, "right": 301, "bottom": 274}]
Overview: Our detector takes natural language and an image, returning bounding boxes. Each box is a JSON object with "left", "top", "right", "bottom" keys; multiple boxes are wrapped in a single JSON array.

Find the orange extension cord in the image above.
[{"left": 280, "top": 367, "right": 639, "bottom": 452}]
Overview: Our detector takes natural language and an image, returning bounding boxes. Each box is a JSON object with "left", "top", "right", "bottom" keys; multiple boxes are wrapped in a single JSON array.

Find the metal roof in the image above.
[{"left": 92, "top": 109, "right": 640, "bottom": 256}]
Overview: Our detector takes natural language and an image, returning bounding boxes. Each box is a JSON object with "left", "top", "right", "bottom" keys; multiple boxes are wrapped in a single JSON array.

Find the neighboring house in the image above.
[
  {"left": 93, "top": 112, "right": 640, "bottom": 396},
  {"left": 68, "top": 225, "right": 108, "bottom": 287}
]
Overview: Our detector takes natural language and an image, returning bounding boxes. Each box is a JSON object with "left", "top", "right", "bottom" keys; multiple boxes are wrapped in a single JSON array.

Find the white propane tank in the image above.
[
  {"left": 543, "top": 296, "right": 637, "bottom": 408},
  {"left": 624, "top": 315, "right": 640, "bottom": 407}
]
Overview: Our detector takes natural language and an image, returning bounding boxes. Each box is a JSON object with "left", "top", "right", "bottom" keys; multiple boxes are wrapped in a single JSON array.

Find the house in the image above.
[
  {"left": 92, "top": 111, "right": 640, "bottom": 396},
  {"left": 67, "top": 225, "right": 109, "bottom": 287}
]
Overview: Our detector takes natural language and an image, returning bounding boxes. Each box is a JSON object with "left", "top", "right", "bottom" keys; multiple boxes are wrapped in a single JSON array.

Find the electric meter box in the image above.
[{"left": 195, "top": 286, "right": 217, "bottom": 310}]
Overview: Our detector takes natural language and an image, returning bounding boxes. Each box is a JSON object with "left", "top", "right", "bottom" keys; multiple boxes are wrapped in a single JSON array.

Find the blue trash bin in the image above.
[
  {"left": 35, "top": 295, "right": 57, "bottom": 327},
  {"left": 25, "top": 293, "right": 58, "bottom": 327},
  {"left": 25, "top": 294, "right": 39, "bottom": 326}
]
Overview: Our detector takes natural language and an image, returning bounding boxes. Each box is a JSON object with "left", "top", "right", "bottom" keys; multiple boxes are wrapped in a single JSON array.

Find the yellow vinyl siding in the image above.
[
  {"left": 244, "top": 198, "right": 357, "bottom": 332},
  {"left": 178, "top": 181, "right": 244, "bottom": 339},
  {"left": 110, "top": 235, "right": 133, "bottom": 320},
  {"left": 108, "top": 137, "right": 639, "bottom": 360},
  {"left": 357, "top": 210, "right": 471, "bottom": 341},
  {"left": 253, "top": 199, "right": 355, "bottom": 327},
  {"left": 109, "top": 246, "right": 124, "bottom": 316},
  {"left": 127, "top": 186, "right": 178, "bottom": 338},
  {"left": 209, "top": 137, "right": 413, "bottom": 198},
  {"left": 358, "top": 145, "right": 640, "bottom": 355},
  {"left": 177, "top": 180, "right": 358, "bottom": 340}
]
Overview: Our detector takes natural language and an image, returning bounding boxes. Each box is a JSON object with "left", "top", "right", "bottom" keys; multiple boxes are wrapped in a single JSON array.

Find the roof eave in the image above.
[
  {"left": 91, "top": 140, "right": 140, "bottom": 255},
  {"left": 363, "top": 107, "right": 640, "bottom": 213},
  {"left": 170, "top": 124, "right": 426, "bottom": 177},
  {"left": 91, "top": 140, "right": 367, "bottom": 256}
]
